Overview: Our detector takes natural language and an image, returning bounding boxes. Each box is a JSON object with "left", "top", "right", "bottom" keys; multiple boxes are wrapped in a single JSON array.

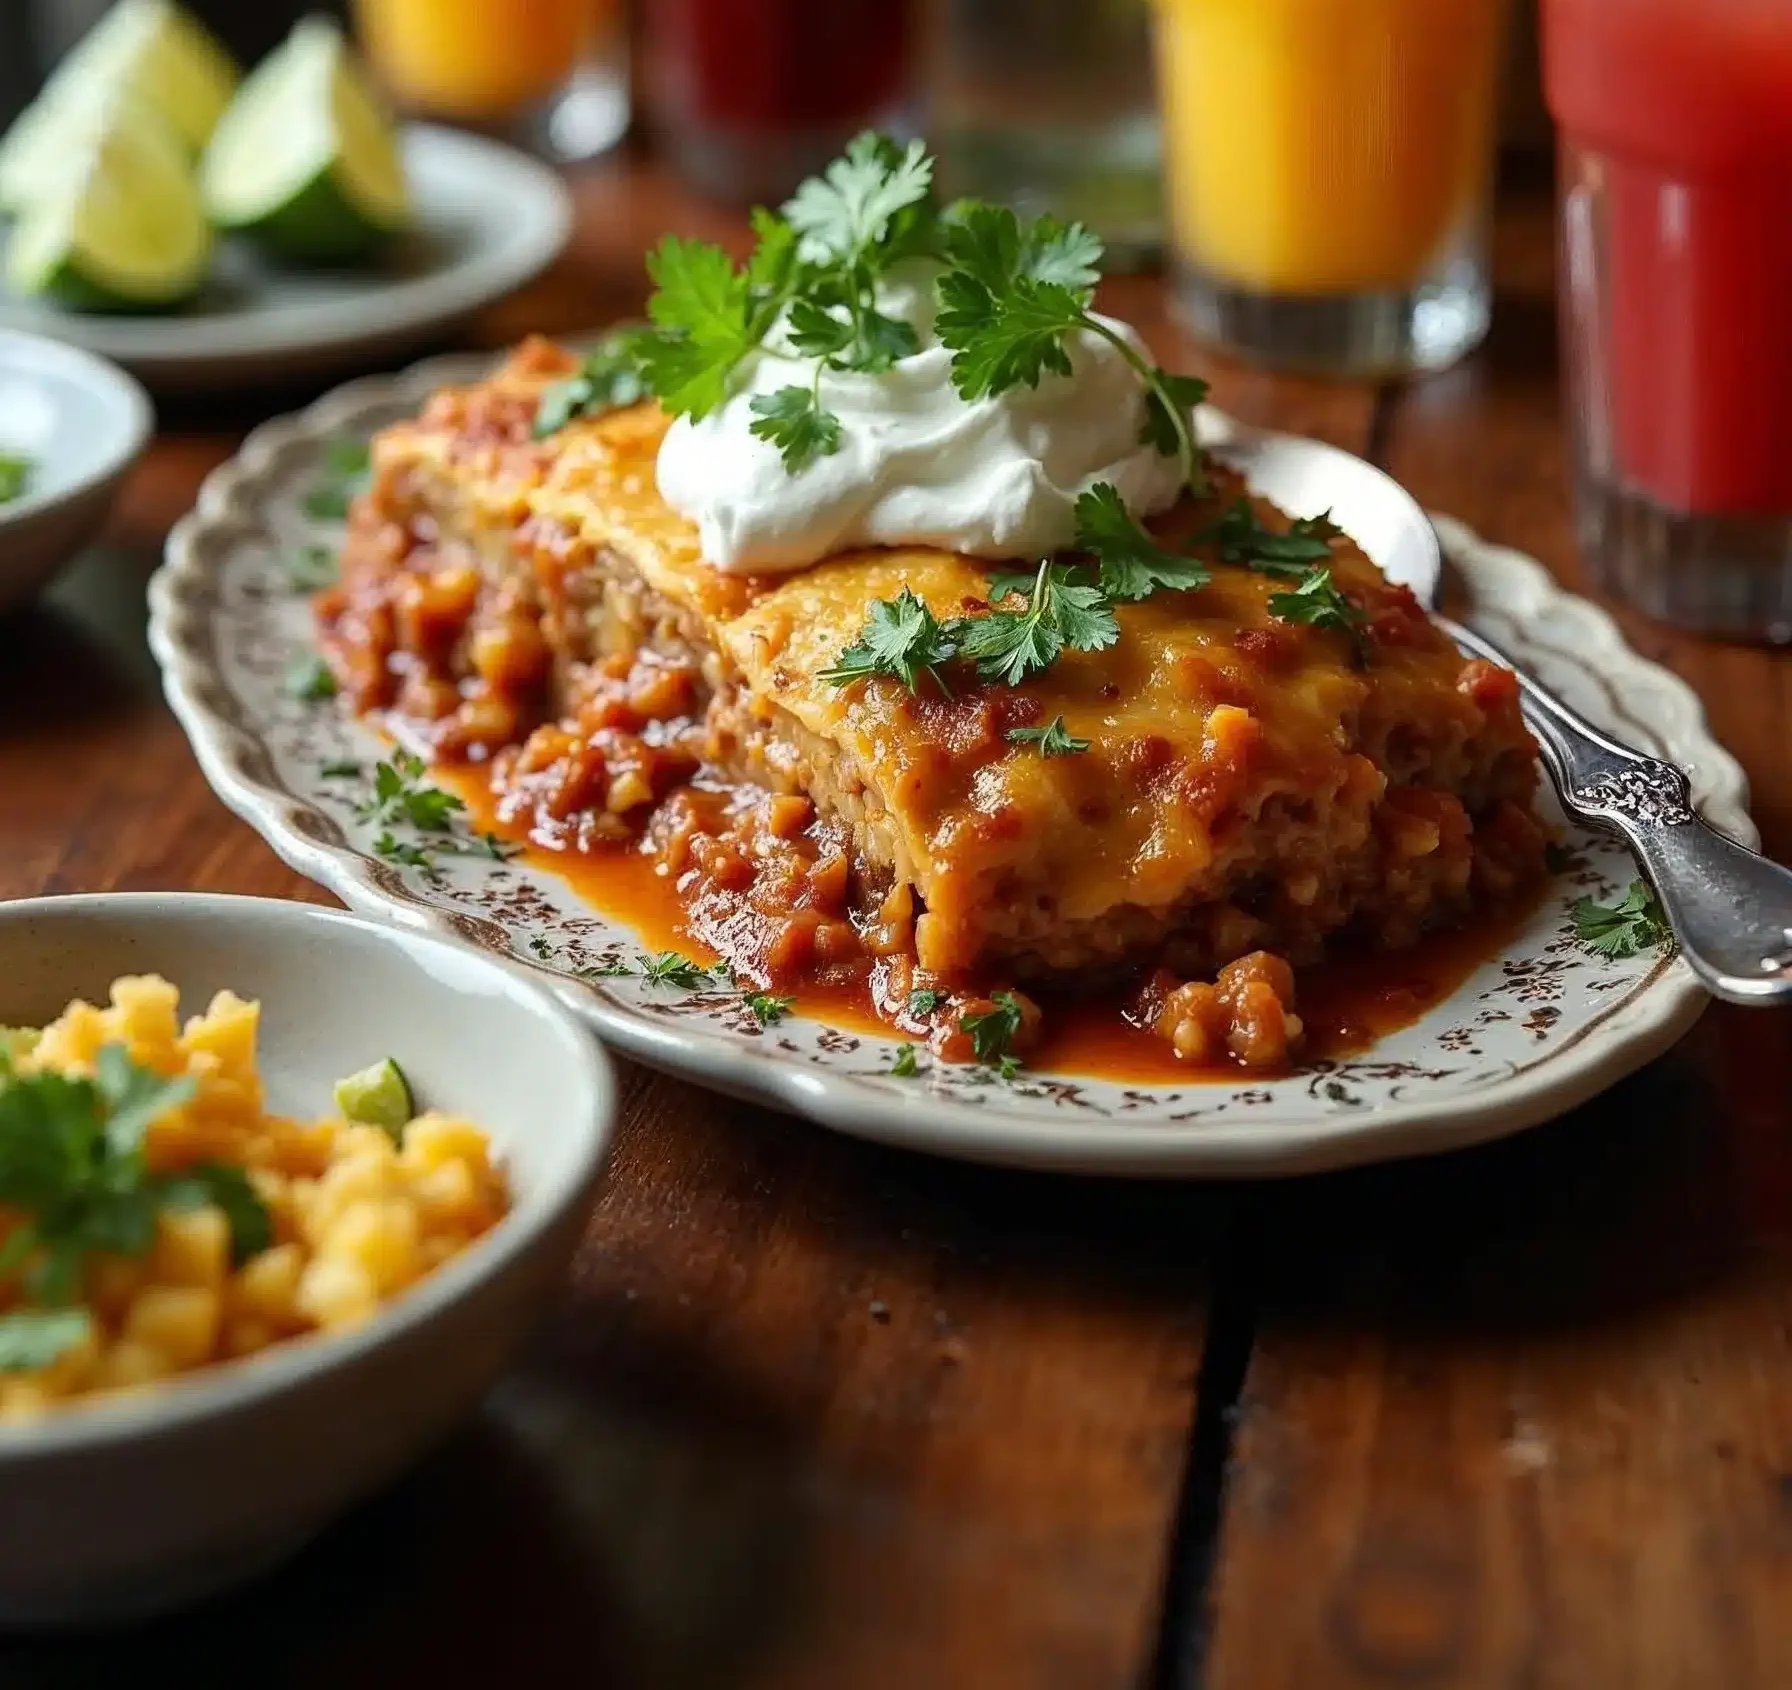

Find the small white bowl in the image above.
[
  {"left": 0, "top": 893, "right": 614, "bottom": 1628},
  {"left": 0, "top": 330, "right": 153, "bottom": 612}
]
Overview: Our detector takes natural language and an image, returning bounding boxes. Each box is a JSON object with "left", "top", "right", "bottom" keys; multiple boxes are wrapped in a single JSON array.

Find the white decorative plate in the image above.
[
  {"left": 0, "top": 129, "right": 570, "bottom": 393},
  {"left": 147, "top": 352, "right": 1754, "bottom": 1177}
]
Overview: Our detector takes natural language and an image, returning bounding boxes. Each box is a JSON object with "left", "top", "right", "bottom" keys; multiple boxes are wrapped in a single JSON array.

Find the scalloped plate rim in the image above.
[{"left": 147, "top": 351, "right": 1753, "bottom": 1178}]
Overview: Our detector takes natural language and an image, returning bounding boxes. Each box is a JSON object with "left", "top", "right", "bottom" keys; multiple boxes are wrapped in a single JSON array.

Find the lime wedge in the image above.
[
  {"left": 5, "top": 108, "right": 211, "bottom": 310},
  {"left": 202, "top": 19, "right": 409, "bottom": 265},
  {"left": 333, "top": 1057, "right": 415, "bottom": 1138},
  {"left": 0, "top": 84, "right": 181, "bottom": 220},
  {"left": 37, "top": 0, "right": 238, "bottom": 155}
]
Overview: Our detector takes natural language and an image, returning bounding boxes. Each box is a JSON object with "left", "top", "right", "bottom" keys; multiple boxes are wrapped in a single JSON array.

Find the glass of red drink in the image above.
[{"left": 1544, "top": 0, "right": 1792, "bottom": 640}]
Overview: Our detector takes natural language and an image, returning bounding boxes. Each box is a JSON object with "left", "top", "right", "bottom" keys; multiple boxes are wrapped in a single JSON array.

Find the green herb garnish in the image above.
[
  {"left": 744, "top": 992, "right": 795, "bottom": 1026},
  {"left": 320, "top": 760, "right": 361, "bottom": 779},
  {"left": 356, "top": 751, "right": 463, "bottom": 834},
  {"left": 952, "top": 560, "right": 1118, "bottom": 687},
  {"left": 638, "top": 951, "right": 719, "bottom": 990},
  {"left": 533, "top": 329, "right": 652, "bottom": 438},
  {"left": 1006, "top": 716, "right": 1090, "bottom": 758},
  {"left": 0, "top": 1045, "right": 268, "bottom": 1348},
  {"left": 1265, "top": 568, "right": 1366, "bottom": 647},
  {"left": 961, "top": 991, "right": 1025, "bottom": 1068},
  {"left": 1073, "top": 482, "right": 1209, "bottom": 602},
  {"left": 372, "top": 832, "right": 434, "bottom": 872},
  {"left": 286, "top": 654, "right": 338, "bottom": 702},
  {"left": 1573, "top": 880, "right": 1671, "bottom": 959},
  {"left": 285, "top": 546, "right": 338, "bottom": 592},
  {"left": 748, "top": 383, "right": 843, "bottom": 472},
  {"left": 1198, "top": 500, "right": 1341, "bottom": 576},
  {"left": 906, "top": 988, "right": 944, "bottom": 1017},
  {"left": 889, "top": 1044, "right": 920, "bottom": 1077},
  {"left": 303, "top": 440, "right": 371, "bottom": 522},
  {"left": 820, "top": 587, "right": 958, "bottom": 694}
]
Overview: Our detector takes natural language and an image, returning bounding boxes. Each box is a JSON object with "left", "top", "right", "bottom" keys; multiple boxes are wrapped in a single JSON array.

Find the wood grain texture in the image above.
[
  {"left": 0, "top": 156, "right": 1369, "bottom": 1690},
  {"left": 1201, "top": 188, "right": 1792, "bottom": 1690}
]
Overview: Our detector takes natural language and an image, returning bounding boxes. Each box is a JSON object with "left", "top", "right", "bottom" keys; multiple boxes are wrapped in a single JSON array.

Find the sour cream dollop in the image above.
[{"left": 654, "top": 266, "right": 1184, "bottom": 575}]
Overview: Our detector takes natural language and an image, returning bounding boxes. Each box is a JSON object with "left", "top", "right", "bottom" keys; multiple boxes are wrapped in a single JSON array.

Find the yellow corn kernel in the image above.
[
  {"left": 96, "top": 1337, "right": 176, "bottom": 1391},
  {"left": 0, "top": 1379, "right": 55, "bottom": 1422},
  {"left": 231, "top": 1243, "right": 304, "bottom": 1326},
  {"left": 322, "top": 1199, "right": 420, "bottom": 1296},
  {"left": 85, "top": 1252, "right": 147, "bottom": 1320},
  {"left": 180, "top": 991, "right": 260, "bottom": 1077},
  {"left": 124, "top": 1286, "right": 222, "bottom": 1371},
  {"left": 400, "top": 1114, "right": 493, "bottom": 1178},
  {"left": 294, "top": 1256, "right": 379, "bottom": 1331},
  {"left": 150, "top": 1205, "right": 230, "bottom": 1290},
  {"left": 407, "top": 1156, "right": 481, "bottom": 1233},
  {"left": 223, "top": 1317, "right": 274, "bottom": 1358}
]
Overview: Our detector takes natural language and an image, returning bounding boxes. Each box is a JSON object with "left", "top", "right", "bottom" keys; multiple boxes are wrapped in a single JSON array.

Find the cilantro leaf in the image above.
[
  {"left": 744, "top": 992, "right": 795, "bottom": 1026},
  {"left": 1265, "top": 568, "right": 1367, "bottom": 645},
  {"left": 1073, "top": 482, "right": 1209, "bottom": 602},
  {"left": 1140, "top": 372, "right": 1211, "bottom": 460},
  {"left": 934, "top": 270, "right": 1087, "bottom": 401},
  {"left": 320, "top": 759, "right": 360, "bottom": 779},
  {"left": 533, "top": 330, "right": 651, "bottom": 438},
  {"left": 890, "top": 1044, "right": 920, "bottom": 1077},
  {"left": 0, "top": 1308, "right": 92, "bottom": 1373},
  {"left": 785, "top": 298, "right": 856, "bottom": 362},
  {"left": 821, "top": 588, "right": 958, "bottom": 695},
  {"left": 941, "top": 201, "right": 1102, "bottom": 295},
  {"left": 0, "top": 451, "right": 33, "bottom": 505},
  {"left": 357, "top": 753, "right": 464, "bottom": 833},
  {"left": 745, "top": 207, "right": 800, "bottom": 297},
  {"left": 906, "top": 988, "right": 944, "bottom": 1017},
  {"left": 287, "top": 654, "right": 338, "bottom": 702},
  {"left": 1572, "top": 880, "right": 1671, "bottom": 960},
  {"left": 285, "top": 546, "right": 337, "bottom": 592},
  {"left": 303, "top": 441, "right": 371, "bottom": 522},
  {"left": 639, "top": 237, "right": 760, "bottom": 420},
  {"left": 1006, "top": 716, "right": 1090, "bottom": 758},
  {"left": 845, "top": 308, "right": 920, "bottom": 373},
  {"left": 783, "top": 132, "right": 934, "bottom": 265},
  {"left": 156, "top": 1163, "right": 272, "bottom": 1264},
  {"left": 949, "top": 562, "right": 1119, "bottom": 685},
  {"left": 1199, "top": 500, "right": 1342, "bottom": 575},
  {"left": 95, "top": 1045, "right": 196, "bottom": 1154},
  {"left": 373, "top": 832, "right": 434, "bottom": 871},
  {"left": 961, "top": 991, "right": 1025, "bottom": 1066},
  {"left": 638, "top": 952, "right": 717, "bottom": 989},
  {"left": 748, "top": 385, "right": 844, "bottom": 472}
]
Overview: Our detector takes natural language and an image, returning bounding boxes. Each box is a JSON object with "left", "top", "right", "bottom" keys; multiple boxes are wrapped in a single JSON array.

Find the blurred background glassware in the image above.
[
  {"left": 642, "top": 0, "right": 919, "bottom": 204},
  {"left": 352, "top": 0, "right": 629, "bottom": 164},
  {"left": 1154, "top": 0, "right": 1508, "bottom": 378},
  {"left": 928, "top": 0, "right": 1160, "bottom": 267},
  {"left": 1545, "top": 0, "right": 1792, "bottom": 643}
]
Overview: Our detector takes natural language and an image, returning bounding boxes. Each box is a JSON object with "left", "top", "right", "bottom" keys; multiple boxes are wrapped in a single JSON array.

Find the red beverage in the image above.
[{"left": 1545, "top": 0, "right": 1792, "bottom": 517}]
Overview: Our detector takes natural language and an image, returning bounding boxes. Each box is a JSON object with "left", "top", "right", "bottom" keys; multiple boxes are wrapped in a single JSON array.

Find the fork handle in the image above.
[{"left": 1444, "top": 615, "right": 1792, "bottom": 1005}]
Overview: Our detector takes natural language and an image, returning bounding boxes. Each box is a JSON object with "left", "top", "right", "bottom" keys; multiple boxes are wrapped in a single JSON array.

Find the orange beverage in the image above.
[
  {"left": 1154, "top": 0, "right": 1508, "bottom": 373},
  {"left": 354, "top": 0, "right": 611, "bottom": 121}
]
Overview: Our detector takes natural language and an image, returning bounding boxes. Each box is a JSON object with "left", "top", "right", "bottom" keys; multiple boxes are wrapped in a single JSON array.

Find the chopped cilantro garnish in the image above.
[
  {"left": 533, "top": 330, "right": 652, "bottom": 438},
  {"left": 952, "top": 560, "right": 1118, "bottom": 686},
  {"left": 820, "top": 587, "right": 958, "bottom": 694},
  {"left": 748, "top": 383, "right": 844, "bottom": 472},
  {"left": 373, "top": 832, "right": 434, "bottom": 872},
  {"left": 303, "top": 440, "right": 371, "bottom": 521},
  {"left": 638, "top": 952, "right": 718, "bottom": 989},
  {"left": 1266, "top": 568, "right": 1366, "bottom": 646},
  {"left": 889, "top": 1043, "right": 920, "bottom": 1077},
  {"left": 1198, "top": 500, "right": 1341, "bottom": 576},
  {"left": 961, "top": 990, "right": 1025, "bottom": 1067},
  {"left": 744, "top": 992, "right": 795, "bottom": 1026},
  {"left": 1006, "top": 716, "right": 1090, "bottom": 758},
  {"left": 320, "top": 760, "right": 361, "bottom": 779},
  {"left": 906, "top": 988, "right": 944, "bottom": 1017},
  {"left": 356, "top": 752, "right": 464, "bottom": 834},
  {"left": 1073, "top": 483, "right": 1209, "bottom": 602},
  {"left": 285, "top": 546, "right": 337, "bottom": 591},
  {"left": 286, "top": 654, "right": 338, "bottom": 702},
  {"left": 1573, "top": 880, "right": 1671, "bottom": 959}
]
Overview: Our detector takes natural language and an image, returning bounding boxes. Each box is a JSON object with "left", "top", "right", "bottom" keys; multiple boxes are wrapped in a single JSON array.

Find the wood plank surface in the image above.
[{"left": 1200, "top": 190, "right": 1792, "bottom": 1690}]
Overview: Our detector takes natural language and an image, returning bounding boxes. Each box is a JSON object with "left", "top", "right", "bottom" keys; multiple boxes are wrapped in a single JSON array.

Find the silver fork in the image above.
[{"left": 1205, "top": 417, "right": 1792, "bottom": 1006}]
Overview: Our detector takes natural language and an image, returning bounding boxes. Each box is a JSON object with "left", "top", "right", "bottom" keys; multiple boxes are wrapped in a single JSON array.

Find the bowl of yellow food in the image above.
[{"left": 0, "top": 892, "right": 613, "bottom": 1627}]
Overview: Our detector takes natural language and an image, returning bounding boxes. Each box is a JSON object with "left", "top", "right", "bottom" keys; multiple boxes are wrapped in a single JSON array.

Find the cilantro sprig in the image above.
[
  {"left": 0, "top": 1044, "right": 271, "bottom": 1368},
  {"left": 1265, "top": 568, "right": 1366, "bottom": 648},
  {"left": 820, "top": 588, "right": 958, "bottom": 694},
  {"left": 1573, "top": 880, "right": 1671, "bottom": 960},
  {"left": 533, "top": 329, "right": 651, "bottom": 438},
  {"left": 1198, "top": 500, "right": 1341, "bottom": 576},
  {"left": 1006, "top": 716, "right": 1089, "bottom": 758},
  {"left": 961, "top": 991, "right": 1025, "bottom": 1070}
]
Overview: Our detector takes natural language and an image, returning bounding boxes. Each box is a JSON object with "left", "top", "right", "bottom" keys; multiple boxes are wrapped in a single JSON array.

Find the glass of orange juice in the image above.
[
  {"left": 353, "top": 0, "right": 628, "bottom": 161},
  {"left": 1154, "top": 0, "right": 1508, "bottom": 376}
]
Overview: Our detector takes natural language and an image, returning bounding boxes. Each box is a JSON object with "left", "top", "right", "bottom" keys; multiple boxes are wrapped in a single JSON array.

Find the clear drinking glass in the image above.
[
  {"left": 1545, "top": 0, "right": 1792, "bottom": 641},
  {"left": 929, "top": 0, "right": 1161, "bottom": 267},
  {"left": 1154, "top": 0, "right": 1508, "bottom": 377},
  {"left": 353, "top": 0, "right": 629, "bottom": 164}
]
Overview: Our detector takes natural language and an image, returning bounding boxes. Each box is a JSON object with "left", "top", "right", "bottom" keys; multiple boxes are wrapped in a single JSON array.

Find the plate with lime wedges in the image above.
[{"left": 0, "top": 4, "right": 571, "bottom": 392}]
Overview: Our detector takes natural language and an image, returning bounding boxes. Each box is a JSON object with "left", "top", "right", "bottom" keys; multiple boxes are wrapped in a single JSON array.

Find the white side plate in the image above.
[{"left": 149, "top": 352, "right": 1754, "bottom": 1177}]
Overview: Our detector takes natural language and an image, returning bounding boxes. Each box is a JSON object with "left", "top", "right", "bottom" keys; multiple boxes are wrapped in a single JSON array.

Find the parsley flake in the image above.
[
  {"left": 821, "top": 587, "right": 958, "bottom": 694},
  {"left": 744, "top": 992, "right": 795, "bottom": 1026},
  {"left": 356, "top": 752, "right": 464, "bottom": 834},
  {"left": 533, "top": 330, "right": 651, "bottom": 438},
  {"left": 1073, "top": 482, "right": 1209, "bottom": 602},
  {"left": 320, "top": 760, "right": 361, "bottom": 779},
  {"left": 303, "top": 440, "right": 371, "bottom": 521},
  {"left": 638, "top": 952, "right": 718, "bottom": 990},
  {"left": 961, "top": 990, "right": 1025, "bottom": 1067},
  {"left": 286, "top": 654, "right": 338, "bottom": 702},
  {"left": 1266, "top": 568, "right": 1367, "bottom": 646},
  {"left": 0, "top": 451, "right": 33, "bottom": 505},
  {"left": 906, "top": 988, "right": 944, "bottom": 1017},
  {"left": 889, "top": 1044, "right": 920, "bottom": 1077},
  {"left": 1006, "top": 716, "right": 1090, "bottom": 758},
  {"left": 1198, "top": 499, "right": 1342, "bottom": 576},
  {"left": 373, "top": 832, "right": 434, "bottom": 872},
  {"left": 951, "top": 561, "right": 1118, "bottom": 686},
  {"left": 1573, "top": 880, "right": 1671, "bottom": 960}
]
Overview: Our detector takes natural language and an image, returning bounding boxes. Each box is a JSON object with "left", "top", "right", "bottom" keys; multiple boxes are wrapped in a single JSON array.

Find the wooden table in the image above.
[{"left": 4, "top": 159, "right": 1790, "bottom": 1690}]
